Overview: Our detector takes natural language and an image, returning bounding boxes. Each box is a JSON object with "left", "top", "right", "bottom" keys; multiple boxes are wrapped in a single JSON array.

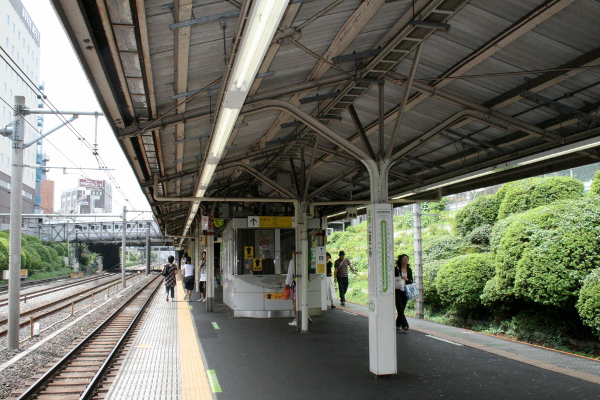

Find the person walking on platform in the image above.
[
  {"left": 164, "top": 255, "right": 178, "bottom": 302},
  {"left": 286, "top": 247, "right": 312, "bottom": 327},
  {"left": 286, "top": 247, "right": 298, "bottom": 326},
  {"left": 182, "top": 256, "right": 195, "bottom": 301},
  {"left": 395, "top": 254, "right": 413, "bottom": 331},
  {"left": 326, "top": 253, "right": 336, "bottom": 309},
  {"left": 334, "top": 251, "right": 356, "bottom": 306},
  {"left": 198, "top": 251, "right": 207, "bottom": 302}
]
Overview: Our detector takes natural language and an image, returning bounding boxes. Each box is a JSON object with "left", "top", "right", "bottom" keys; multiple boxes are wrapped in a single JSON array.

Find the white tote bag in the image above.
[{"left": 394, "top": 277, "right": 405, "bottom": 290}]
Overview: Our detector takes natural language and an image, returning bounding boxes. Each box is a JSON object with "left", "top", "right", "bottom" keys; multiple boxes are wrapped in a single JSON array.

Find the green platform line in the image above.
[
  {"left": 207, "top": 369, "right": 222, "bottom": 393},
  {"left": 212, "top": 322, "right": 220, "bottom": 330}
]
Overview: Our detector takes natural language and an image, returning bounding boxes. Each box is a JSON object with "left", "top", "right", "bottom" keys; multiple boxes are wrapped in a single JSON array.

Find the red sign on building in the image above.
[{"left": 78, "top": 179, "right": 104, "bottom": 188}]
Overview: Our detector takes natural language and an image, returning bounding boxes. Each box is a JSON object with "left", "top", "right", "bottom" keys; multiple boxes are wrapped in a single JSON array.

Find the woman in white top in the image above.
[
  {"left": 198, "top": 251, "right": 207, "bottom": 302},
  {"left": 182, "top": 257, "right": 195, "bottom": 301}
]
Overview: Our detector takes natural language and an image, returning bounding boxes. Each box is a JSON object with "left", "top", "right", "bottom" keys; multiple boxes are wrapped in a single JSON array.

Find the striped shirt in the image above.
[{"left": 334, "top": 258, "right": 351, "bottom": 278}]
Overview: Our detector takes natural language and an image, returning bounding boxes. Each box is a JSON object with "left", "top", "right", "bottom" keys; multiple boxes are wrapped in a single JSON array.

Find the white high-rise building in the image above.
[{"left": 0, "top": 0, "right": 42, "bottom": 227}]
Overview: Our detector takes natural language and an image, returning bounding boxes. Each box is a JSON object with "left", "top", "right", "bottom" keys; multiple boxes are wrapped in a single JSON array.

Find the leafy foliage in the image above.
[
  {"left": 484, "top": 197, "right": 600, "bottom": 307},
  {"left": 435, "top": 253, "right": 497, "bottom": 317},
  {"left": 577, "top": 269, "right": 600, "bottom": 339},
  {"left": 454, "top": 195, "right": 499, "bottom": 237},
  {"left": 496, "top": 177, "right": 584, "bottom": 219},
  {"left": 422, "top": 235, "right": 468, "bottom": 265},
  {"left": 466, "top": 224, "right": 492, "bottom": 246},
  {"left": 591, "top": 170, "right": 600, "bottom": 196},
  {"left": 0, "top": 231, "right": 69, "bottom": 273}
]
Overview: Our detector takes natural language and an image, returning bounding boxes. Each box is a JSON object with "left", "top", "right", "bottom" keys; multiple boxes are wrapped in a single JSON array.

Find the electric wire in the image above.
[
  {"left": 1, "top": 95, "right": 125, "bottom": 208},
  {"left": 0, "top": 47, "right": 131, "bottom": 206},
  {"left": 0, "top": 47, "right": 134, "bottom": 208}
]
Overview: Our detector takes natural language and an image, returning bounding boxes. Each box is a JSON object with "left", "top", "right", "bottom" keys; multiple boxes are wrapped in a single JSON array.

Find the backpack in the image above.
[{"left": 162, "top": 264, "right": 171, "bottom": 277}]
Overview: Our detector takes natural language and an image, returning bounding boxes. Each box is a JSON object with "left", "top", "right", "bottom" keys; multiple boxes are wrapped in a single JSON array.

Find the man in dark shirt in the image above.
[{"left": 334, "top": 251, "right": 356, "bottom": 306}]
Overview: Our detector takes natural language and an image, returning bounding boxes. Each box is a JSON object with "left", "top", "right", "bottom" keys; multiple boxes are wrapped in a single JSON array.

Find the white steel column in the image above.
[
  {"left": 122, "top": 206, "right": 127, "bottom": 288},
  {"left": 300, "top": 208, "right": 309, "bottom": 332},
  {"left": 146, "top": 222, "right": 151, "bottom": 275},
  {"left": 365, "top": 159, "right": 396, "bottom": 375},
  {"left": 206, "top": 231, "right": 215, "bottom": 312},
  {"left": 413, "top": 203, "right": 424, "bottom": 319},
  {"left": 7, "top": 96, "right": 26, "bottom": 350}
]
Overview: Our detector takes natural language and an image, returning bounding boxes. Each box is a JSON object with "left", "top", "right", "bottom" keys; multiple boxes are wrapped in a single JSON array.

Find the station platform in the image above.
[{"left": 105, "top": 276, "right": 600, "bottom": 399}]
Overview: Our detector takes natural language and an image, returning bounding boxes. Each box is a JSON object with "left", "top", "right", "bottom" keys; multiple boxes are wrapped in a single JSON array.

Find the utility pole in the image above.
[
  {"left": 146, "top": 221, "right": 151, "bottom": 275},
  {"left": 1, "top": 100, "right": 104, "bottom": 350},
  {"left": 7, "top": 96, "right": 25, "bottom": 350},
  {"left": 413, "top": 202, "right": 424, "bottom": 319},
  {"left": 122, "top": 206, "right": 127, "bottom": 288}
]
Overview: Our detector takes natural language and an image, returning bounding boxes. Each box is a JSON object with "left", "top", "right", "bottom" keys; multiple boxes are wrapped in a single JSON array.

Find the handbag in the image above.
[
  {"left": 405, "top": 283, "right": 418, "bottom": 301},
  {"left": 394, "top": 277, "right": 405, "bottom": 290},
  {"left": 282, "top": 286, "right": 290, "bottom": 300}
]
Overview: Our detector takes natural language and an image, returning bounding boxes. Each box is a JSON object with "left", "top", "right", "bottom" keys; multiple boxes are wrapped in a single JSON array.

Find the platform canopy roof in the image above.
[{"left": 50, "top": 0, "right": 600, "bottom": 236}]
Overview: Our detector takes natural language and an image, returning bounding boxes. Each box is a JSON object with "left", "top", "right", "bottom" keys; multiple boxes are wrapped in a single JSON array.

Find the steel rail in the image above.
[
  {"left": 0, "top": 274, "right": 110, "bottom": 307},
  {"left": 0, "top": 273, "right": 139, "bottom": 336},
  {"left": 80, "top": 277, "right": 162, "bottom": 399},
  {"left": 16, "top": 275, "right": 161, "bottom": 399}
]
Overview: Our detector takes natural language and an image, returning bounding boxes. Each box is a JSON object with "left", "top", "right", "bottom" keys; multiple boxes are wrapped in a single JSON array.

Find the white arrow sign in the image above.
[{"left": 248, "top": 216, "right": 259, "bottom": 228}]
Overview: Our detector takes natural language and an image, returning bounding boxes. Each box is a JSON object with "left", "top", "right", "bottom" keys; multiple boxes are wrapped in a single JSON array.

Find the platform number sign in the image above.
[{"left": 244, "top": 246, "right": 254, "bottom": 259}]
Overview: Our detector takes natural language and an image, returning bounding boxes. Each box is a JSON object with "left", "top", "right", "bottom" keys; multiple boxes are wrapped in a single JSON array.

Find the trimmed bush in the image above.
[
  {"left": 423, "top": 259, "right": 447, "bottom": 309},
  {"left": 422, "top": 235, "right": 468, "bottom": 265},
  {"left": 466, "top": 224, "right": 492, "bottom": 246},
  {"left": 435, "top": 253, "right": 497, "bottom": 316},
  {"left": 484, "top": 197, "right": 600, "bottom": 307},
  {"left": 79, "top": 253, "right": 91, "bottom": 267},
  {"left": 591, "top": 170, "right": 600, "bottom": 196},
  {"left": 496, "top": 177, "right": 583, "bottom": 220},
  {"left": 577, "top": 269, "right": 600, "bottom": 339},
  {"left": 454, "top": 195, "right": 499, "bottom": 237}
]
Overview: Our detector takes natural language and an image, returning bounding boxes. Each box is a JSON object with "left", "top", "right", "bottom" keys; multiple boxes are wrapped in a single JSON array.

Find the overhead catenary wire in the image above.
[
  {"left": 1, "top": 95, "right": 126, "bottom": 209},
  {"left": 0, "top": 47, "right": 134, "bottom": 208}
]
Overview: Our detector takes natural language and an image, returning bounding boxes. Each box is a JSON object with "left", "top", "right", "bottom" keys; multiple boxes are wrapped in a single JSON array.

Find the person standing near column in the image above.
[
  {"left": 198, "top": 251, "right": 207, "bottom": 302},
  {"left": 326, "top": 253, "right": 336, "bottom": 309},
  {"left": 334, "top": 251, "right": 356, "bottom": 306},
  {"left": 182, "top": 256, "right": 195, "bottom": 301},
  {"left": 395, "top": 254, "right": 413, "bottom": 331}
]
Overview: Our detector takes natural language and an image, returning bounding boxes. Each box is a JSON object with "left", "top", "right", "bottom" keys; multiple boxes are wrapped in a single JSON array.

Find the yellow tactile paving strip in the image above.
[{"left": 177, "top": 276, "right": 213, "bottom": 399}]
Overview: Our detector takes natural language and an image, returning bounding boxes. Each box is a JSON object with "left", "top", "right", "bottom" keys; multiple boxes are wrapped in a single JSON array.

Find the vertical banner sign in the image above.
[
  {"left": 316, "top": 246, "right": 326, "bottom": 275},
  {"left": 367, "top": 204, "right": 394, "bottom": 305}
]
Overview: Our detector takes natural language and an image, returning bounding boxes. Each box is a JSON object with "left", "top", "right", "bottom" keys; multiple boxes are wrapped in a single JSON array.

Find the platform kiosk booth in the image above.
[{"left": 222, "top": 217, "right": 323, "bottom": 318}]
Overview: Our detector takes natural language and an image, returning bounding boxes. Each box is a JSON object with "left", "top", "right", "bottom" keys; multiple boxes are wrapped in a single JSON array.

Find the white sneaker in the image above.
[{"left": 288, "top": 320, "right": 297, "bottom": 326}]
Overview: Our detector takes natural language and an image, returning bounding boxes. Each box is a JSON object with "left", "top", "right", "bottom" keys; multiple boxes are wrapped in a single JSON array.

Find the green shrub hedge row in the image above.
[
  {"left": 454, "top": 177, "right": 585, "bottom": 236},
  {"left": 0, "top": 232, "right": 66, "bottom": 273}
]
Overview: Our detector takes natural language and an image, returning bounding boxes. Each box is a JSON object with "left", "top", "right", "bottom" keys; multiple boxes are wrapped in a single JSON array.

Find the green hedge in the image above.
[
  {"left": 484, "top": 197, "right": 600, "bottom": 307},
  {"left": 590, "top": 170, "right": 600, "bottom": 196},
  {"left": 435, "top": 253, "right": 497, "bottom": 316},
  {"left": 422, "top": 235, "right": 468, "bottom": 265},
  {"left": 466, "top": 224, "right": 492, "bottom": 246},
  {"left": 576, "top": 269, "right": 600, "bottom": 339},
  {"left": 496, "top": 177, "right": 583, "bottom": 220},
  {"left": 423, "top": 259, "right": 447, "bottom": 309},
  {"left": 454, "top": 195, "right": 499, "bottom": 237},
  {"left": 0, "top": 232, "right": 67, "bottom": 272}
]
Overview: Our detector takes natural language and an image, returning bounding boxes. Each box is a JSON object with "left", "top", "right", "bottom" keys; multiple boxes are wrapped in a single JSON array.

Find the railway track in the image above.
[
  {"left": 0, "top": 275, "right": 73, "bottom": 294},
  {"left": 0, "top": 274, "right": 116, "bottom": 308},
  {"left": 11, "top": 274, "right": 162, "bottom": 399},
  {"left": 0, "top": 273, "right": 141, "bottom": 337}
]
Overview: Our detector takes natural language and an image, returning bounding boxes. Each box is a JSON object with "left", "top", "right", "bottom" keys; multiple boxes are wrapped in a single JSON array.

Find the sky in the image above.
[{"left": 20, "top": 0, "right": 150, "bottom": 213}]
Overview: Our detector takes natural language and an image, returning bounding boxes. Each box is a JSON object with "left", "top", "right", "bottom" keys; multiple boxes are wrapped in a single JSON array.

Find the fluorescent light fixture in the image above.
[
  {"left": 427, "top": 170, "right": 497, "bottom": 190},
  {"left": 392, "top": 192, "right": 416, "bottom": 200},
  {"left": 206, "top": 108, "right": 240, "bottom": 163},
  {"left": 184, "top": 0, "right": 288, "bottom": 236},
  {"left": 230, "top": 0, "right": 288, "bottom": 91},
  {"left": 516, "top": 136, "right": 600, "bottom": 166}
]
